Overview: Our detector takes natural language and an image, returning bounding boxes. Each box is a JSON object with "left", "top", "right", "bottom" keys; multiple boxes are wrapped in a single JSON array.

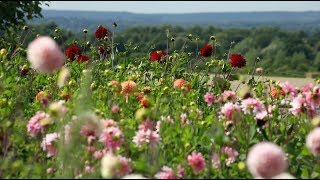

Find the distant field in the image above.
[{"left": 226, "top": 75, "right": 315, "bottom": 91}]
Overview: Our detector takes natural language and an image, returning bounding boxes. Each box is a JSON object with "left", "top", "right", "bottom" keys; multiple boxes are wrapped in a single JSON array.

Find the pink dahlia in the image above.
[
  {"left": 306, "top": 127, "right": 320, "bottom": 155},
  {"left": 187, "top": 151, "right": 206, "bottom": 173},
  {"left": 204, "top": 92, "right": 216, "bottom": 106},
  {"left": 115, "top": 156, "right": 132, "bottom": 178},
  {"left": 246, "top": 142, "right": 288, "bottom": 178},
  {"left": 99, "top": 126, "right": 124, "bottom": 151},
  {"left": 27, "top": 111, "right": 50, "bottom": 137},
  {"left": 132, "top": 129, "right": 160, "bottom": 147},
  {"left": 41, "top": 132, "right": 60, "bottom": 157},
  {"left": 154, "top": 166, "right": 176, "bottom": 179},
  {"left": 221, "top": 90, "right": 237, "bottom": 102},
  {"left": 240, "top": 98, "right": 264, "bottom": 115},
  {"left": 220, "top": 102, "right": 241, "bottom": 121}
]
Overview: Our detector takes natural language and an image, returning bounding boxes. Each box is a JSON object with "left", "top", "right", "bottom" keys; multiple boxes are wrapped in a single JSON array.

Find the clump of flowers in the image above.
[
  {"left": 187, "top": 151, "right": 206, "bottom": 174},
  {"left": 41, "top": 132, "right": 60, "bottom": 157},
  {"left": 95, "top": 26, "right": 108, "bottom": 39},
  {"left": 27, "top": 111, "right": 51, "bottom": 137},
  {"left": 65, "top": 45, "right": 82, "bottom": 61},
  {"left": 229, "top": 54, "right": 246, "bottom": 68},
  {"left": 150, "top": 50, "right": 167, "bottom": 62},
  {"left": 200, "top": 44, "right": 214, "bottom": 57}
]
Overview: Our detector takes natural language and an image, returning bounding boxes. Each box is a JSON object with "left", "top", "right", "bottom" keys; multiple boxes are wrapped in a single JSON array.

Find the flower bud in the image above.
[{"left": 83, "top": 28, "right": 88, "bottom": 33}]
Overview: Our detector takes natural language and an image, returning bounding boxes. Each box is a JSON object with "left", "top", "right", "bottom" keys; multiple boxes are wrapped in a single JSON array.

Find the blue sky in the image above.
[{"left": 41, "top": 1, "right": 320, "bottom": 14}]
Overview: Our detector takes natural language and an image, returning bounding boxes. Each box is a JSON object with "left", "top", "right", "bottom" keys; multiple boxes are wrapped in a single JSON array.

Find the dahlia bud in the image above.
[
  {"left": 86, "top": 41, "right": 91, "bottom": 47},
  {"left": 255, "top": 67, "right": 264, "bottom": 75},
  {"left": 210, "top": 35, "right": 216, "bottom": 41},
  {"left": 57, "top": 67, "right": 70, "bottom": 88},
  {"left": 104, "top": 36, "right": 109, "bottom": 41},
  {"left": 53, "top": 37, "right": 57, "bottom": 40},
  {"left": 170, "top": 37, "right": 175, "bottom": 42},
  {"left": 73, "top": 40, "right": 78, "bottom": 45},
  {"left": 83, "top": 28, "right": 88, "bottom": 33},
  {"left": 113, "top": 22, "right": 117, "bottom": 27},
  {"left": 256, "top": 57, "right": 261, "bottom": 62},
  {"left": 238, "top": 162, "right": 246, "bottom": 171},
  {"left": 54, "top": 28, "right": 60, "bottom": 33},
  {"left": 23, "top": 25, "right": 29, "bottom": 31},
  {"left": 36, "top": 34, "right": 40, "bottom": 37},
  {"left": 0, "top": 48, "right": 8, "bottom": 57},
  {"left": 187, "top": 34, "right": 192, "bottom": 40}
]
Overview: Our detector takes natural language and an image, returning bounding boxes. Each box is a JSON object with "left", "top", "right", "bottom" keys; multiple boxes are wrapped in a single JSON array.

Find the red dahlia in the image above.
[
  {"left": 65, "top": 45, "right": 82, "bottom": 61},
  {"left": 200, "top": 44, "right": 214, "bottom": 57},
  {"left": 98, "top": 45, "right": 112, "bottom": 59},
  {"left": 77, "top": 55, "right": 90, "bottom": 63},
  {"left": 229, "top": 54, "right": 246, "bottom": 68},
  {"left": 95, "top": 26, "right": 108, "bottom": 39},
  {"left": 150, "top": 50, "right": 167, "bottom": 62}
]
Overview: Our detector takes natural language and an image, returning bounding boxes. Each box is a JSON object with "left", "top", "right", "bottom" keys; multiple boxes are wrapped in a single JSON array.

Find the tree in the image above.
[{"left": 0, "top": 1, "right": 49, "bottom": 32}]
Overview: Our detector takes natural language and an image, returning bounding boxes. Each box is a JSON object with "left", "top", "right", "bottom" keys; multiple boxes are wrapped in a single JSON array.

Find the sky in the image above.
[{"left": 41, "top": 1, "right": 320, "bottom": 14}]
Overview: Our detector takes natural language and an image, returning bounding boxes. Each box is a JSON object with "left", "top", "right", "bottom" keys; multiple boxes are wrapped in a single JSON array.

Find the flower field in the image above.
[{"left": 1, "top": 24, "right": 320, "bottom": 179}]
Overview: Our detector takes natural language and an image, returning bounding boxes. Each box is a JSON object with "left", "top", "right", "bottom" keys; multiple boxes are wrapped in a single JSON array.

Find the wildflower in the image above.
[
  {"left": 99, "top": 126, "right": 124, "bottom": 151},
  {"left": 65, "top": 45, "right": 82, "bottom": 61},
  {"left": 246, "top": 142, "right": 288, "bottom": 178},
  {"left": 220, "top": 102, "right": 241, "bottom": 121},
  {"left": 187, "top": 151, "right": 206, "bottom": 173},
  {"left": 95, "top": 26, "right": 108, "bottom": 39},
  {"left": 150, "top": 50, "right": 167, "bottom": 62},
  {"left": 41, "top": 133, "right": 60, "bottom": 157},
  {"left": 240, "top": 98, "right": 264, "bottom": 115},
  {"left": 115, "top": 156, "right": 132, "bottom": 178},
  {"left": 27, "top": 36, "right": 65, "bottom": 73},
  {"left": 306, "top": 127, "right": 320, "bottom": 155},
  {"left": 204, "top": 92, "right": 216, "bottom": 106},
  {"left": 121, "top": 80, "right": 137, "bottom": 103},
  {"left": 173, "top": 79, "right": 191, "bottom": 93},
  {"left": 77, "top": 54, "right": 90, "bottom": 63},
  {"left": 84, "top": 165, "right": 95, "bottom": 174},
  {"left": 229, "top": 54, "right": 246, "bottom": 68},
  {"left": 111, "top": 105, "right": 120, "bottom": 113},
  {"left": 27, "top": 111, "right": 50, "bottom": 137},
  {"left": 221, "top": 145, "right": 239, "bottom": 166},
  {"left": 270, "top": 88, "right": 286, "bottom": 99},
  {"left": 221, "top": 90, "right": 237, "bottom": 102},
  {"left": 200, "top": 44, "right": 214, "bottom": 57},
  {"left": 155, "top": 166, "right": 176, "bottom": 179},
  {"left": 132, "top": 129, "right": 160, "bottom": 147}
]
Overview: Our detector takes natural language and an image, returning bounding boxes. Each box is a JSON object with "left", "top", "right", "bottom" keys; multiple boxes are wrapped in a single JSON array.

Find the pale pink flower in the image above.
[
  {"left": 93, "top": 150, "right": 105, "bottom": 159},
  {"left": 289, "top": 94, "right": 307, "bottom": 117},
  {"left": 180, "top": 113, "right": 190, "bottom": 126},
  {"left": 85, "top": 165, "right": 95, "bottom": 173},
  {"left": 102, "top": 119, "right": 118, "bottom": 128},
  {"left": 306, "top": 127, "right": 320, "bottom": 155},
  {"left": 220, "top": 102, "right": 241, "bottom": 121},
  {"left": 221, "top": 90, "right": 237, "bottom": 102},
  {"left": 41, "top": 132, "right": 60, "bottom": 157},
  {"left": 255, "top": 105, "right": 275, "bottom": 120},
  {"left": 204, "top": 92, "right": 216, "bottom": 106},
  {"left": 301, "top": 83, "right": 314, "bottom": 92},
  {"left": 280, "top": 81, "right": 297, "bottom": 97},
  {"left": 46, "top": 167, "right": 54, "bottom": 174},
  {"left": 155, "top": 166, "right": 176, "bottom": 179},
  {"left": 27, "top": 36, "right": 65, "bottom": 73},
  {"left": 115, "top": 156, "right": 132, "bottom": 178},
  {"left": 241, "top": 98, "right": 264, "bottom": 115},
  {"left": 221, "top": 145, "right": 239, "bottom": 166},
  {"left": 246, "top": 142, "right": 288, "bottom": 178},
  {"left": 187, "top": 151, "right": 206, "bottom": 173},
  {"left": 197, "top": 109, "right": 203, "bottom": 119},
  {"left": 139, "top": 119, "right": 155, "bottom": 131},
  {"left": 27, "top": 111, "right": 50, "bottom": 137},
  {"left": 86, "top": 146, "right": 96, "bottom": 153},
  {"left": 111, "top": 105, "right": 120, "bottom": 113},
  {"left": 211, "top": 152, "right": 221, "bottom": 170},
  {"left": 132, "top": 129, "right": 160, "bottom": 147},
  {"left": 176, "top": 165, "right": 186, "bottom": 179},
  {"left": 99, "top": 126, "right": 124, "bottom": 151}
]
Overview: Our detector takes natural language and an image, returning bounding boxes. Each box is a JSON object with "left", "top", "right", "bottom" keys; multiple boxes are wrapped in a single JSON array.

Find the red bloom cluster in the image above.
[
  {"left": 200, "top": 44, "right": 214, "bottom": 58},
  {"left": 65, "top": 45, "right": 82, "bottom": 61},
  {"left": 150, "top": 50, "right": 167, "bottom": 62},
  {"left": 95, "top": 26, "right": 108, "bottom": 39},
  {"left": 77, "top": 55, "right": 90, "bottom": 63},
  {"left": 229, "top": 54, "right": 246, "bottom": 68}
]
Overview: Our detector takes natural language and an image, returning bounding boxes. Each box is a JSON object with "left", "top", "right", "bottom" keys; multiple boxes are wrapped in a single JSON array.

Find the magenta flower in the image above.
[
  {"left": 41, "top": 132, "right": 60, "bottom": 157},
  {"left": 115, "top": 156, "right": 132, "bottom": 178},
  {"left": 220, "top": 102, "right": 241, "bottom": 121},
  {"left": 111, "top": 105, "right": 120, "bottom": 113},
  {"left": 204, "top": 92, "right": 216, "bottom": 106},
  {"left": 246, "top": 142, "right": 288, "bottom": 178},
  {"left": 154, "top": 166, "right": 176, "bottom": 179},
  {"left": 187, "top": 151, "right": 206, "bottom": 174},
  {"left": 99, "top": 126, "right": 124, "bottom": 151},
  {"left": 306, "top": 127, "right": 320, "bottom": 155},
  {"left": 221, "top": 145, "right": 239, "bottom": 166},
  {"left": 27, "top": 111, "right": 50, "bottom": 137}
]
